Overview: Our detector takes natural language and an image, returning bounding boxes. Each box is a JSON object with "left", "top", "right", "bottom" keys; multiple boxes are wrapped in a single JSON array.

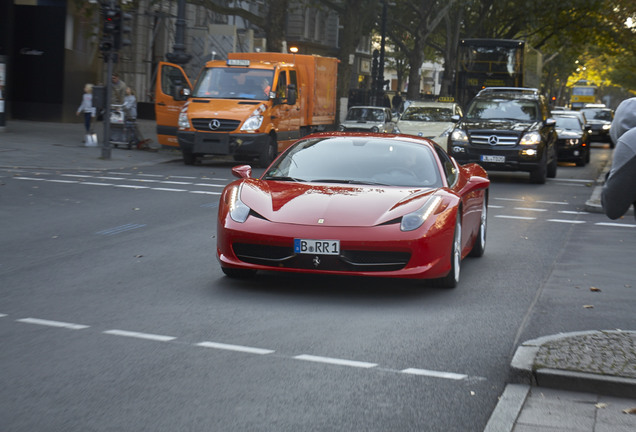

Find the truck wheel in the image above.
[
  {"left": 257, "top": 137, "right": 276, "bottom": 168},
  {"left": 547, "top": 147, "right": 557, "bottom": 178},
  {"left": 183, "top": 149, "right": 196, "bottom": 165}
]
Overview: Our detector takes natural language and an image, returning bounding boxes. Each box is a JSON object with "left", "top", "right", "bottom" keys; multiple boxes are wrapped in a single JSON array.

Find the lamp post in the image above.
[
  {"left": 166, "top": 0, "right": 191, "bottom": 65},
  {"left": 376, "top": 0, "right": 387, "bottom": 107}
]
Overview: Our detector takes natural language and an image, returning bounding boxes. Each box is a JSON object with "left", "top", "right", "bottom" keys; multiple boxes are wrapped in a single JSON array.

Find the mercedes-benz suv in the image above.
[{"left": 447, "top": 87, "right": 558, "bottom": 183}]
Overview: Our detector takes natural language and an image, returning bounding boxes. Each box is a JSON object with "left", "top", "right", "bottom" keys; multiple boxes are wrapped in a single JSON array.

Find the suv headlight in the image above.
[
  {"left": 520, "top": 131, "right": 541, "bottom": 145},
  {"left": 241, "top": 115, "right": 264, "bottom": 131},
  {"left": 450, "top": 128, "right": 468, "bottom": 143},
  {"left": 178, "top": 112, "right": 190, "bottom": 129}
]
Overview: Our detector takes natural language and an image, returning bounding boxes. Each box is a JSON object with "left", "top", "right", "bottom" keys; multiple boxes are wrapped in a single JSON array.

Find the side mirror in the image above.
[
  {"left": 174, "top": 86, "right": 191, "bottom": 101},
  {"left": 545, "top": 118, "right": 556, "bottom": 127},
  {"left": 451, "top": 114, "right": 461, "bottom": 123},
  {"left": 232, "top": 165, "right": 252, "bottom": 179},
  {"left": 286, "top": 84, "right": 297, "bottom": 105}
]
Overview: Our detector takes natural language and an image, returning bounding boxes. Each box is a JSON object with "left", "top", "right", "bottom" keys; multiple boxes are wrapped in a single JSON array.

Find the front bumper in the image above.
[
  {"left": 556, "top": 140, "right": 586, "bottom": 162},
  {"left": 448, "top": 143, "right": 544, "bottom": 173},
  {"left": 177, "top": 131, "right": 270, "bottom": 157}
]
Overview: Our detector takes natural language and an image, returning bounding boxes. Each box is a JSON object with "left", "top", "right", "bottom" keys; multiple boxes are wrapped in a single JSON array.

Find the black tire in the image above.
[
  {"left": 437, "top": 216, "right": 461, "bottom": 288},
  {"left": 530, "top": 152, "right": 547, "bottom": 184},
  {"left": 469, "top": 199, "right": 487, "bottom": 258},
  {"left": 547, "top": 147, "right": 557, "bottom": 178},
  {"left": 257, "top": 137, "right": 277, "bottom": 168},
  {"left": 182, "top": 149, "right": 196, "bottom": 165},
  {"left": 585, "top": 147, "right": 591, "bottom": 164},
  {"left": 221, "top": 267, "right": 257, "bottom": 279}
]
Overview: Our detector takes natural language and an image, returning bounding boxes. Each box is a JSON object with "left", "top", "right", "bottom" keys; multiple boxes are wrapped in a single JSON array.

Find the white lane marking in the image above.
[
  {"left": 488, "top": 205, "right": 504, "bottom": 209},
  {"left": 190, "top": 191, "right": 222, "bottom": 195},
  {"left": 495, "top": 215, "right": 536, "bottom": 220},
  {"left": 194, "top": 183, "right": 227, "bottom": 188},
  {"left": 151, "top": 188, "right": 188, "bottom": 192},
  {"left": 138, "top": 174, "right": 163, "bottom": 177},
  {"left": 110, "top": 172, "right": 133, "bottom": 175},
  {"left": 550, "top": 178, "right": 593, "bottom": 183},
  {"left": 96, "top": 176, "right": 126, "bottom": 180},
  {"left": 14, "top": 177, "right": 45, "bottom": 181},
  {"left": 548, "top": 219, "right": 586, "bottom": 224},
  {"left": 48, "top": 179, "right": 78, "bottom": 184},
  {"left": 160, "top": 180, "right": 192, "bottom": 185},
  {"left": 494, "top": 197, "right": 525, "bottom": 202},
  {"left": 559, "top": 210, "right": 589, "bottom": 215},
  {"left": 169, "top": 175, "right": 196, "bottom": 179},
  {"left": 537, "top": 200, "right": 569, "bottom": 205},
  {"left": 596, "top": 222, "right": 636, "bottom": 228},
  {"left": 80, "top": 182, "right": 113, "bottom": 186},
  {"left": 103, "top": 329, "right": 176, "bottom": 342},
  {"left": 401, "top": 368, "right": 468, "bottom": 380},
  {"left": 114, "top": 184, "right": 149, "bottom": 189},
  {"left": 294, "top": 354, "right": 377, "bottom": 369},
  {"left": 17, "top": 318, "right": 89, "bottom": 330},
  {"left": 514, "top": 207, "right": 547, "bottom": 212},
  {"left": 96, "top": 223, "right": 146, "bottom": 235},
  {"left": 61, "top": 174, "right": 92, "bottom": 178},
  {"left": 196, "top": 341, "right": 275, "bottom": 355},
  {"left": 130, "top": 178, "right": 159, "bottom": 183},
  {"left": 0, "top": 313, "right": 8, "bottom": 317}
]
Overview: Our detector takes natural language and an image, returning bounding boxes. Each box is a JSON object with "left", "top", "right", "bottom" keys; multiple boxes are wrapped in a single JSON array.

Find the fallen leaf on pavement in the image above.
[
  {"left": 595, "top": 403, "right": 607, "bottom": 409},
  {"left": 623, "top": 407, "right": 636, "bottom": 414},
  {"left": 583, "top": 305, "right": 594, "bottom": 309},
  {"left": 590, "top": 287, "right": 601, "bottom": 292}
]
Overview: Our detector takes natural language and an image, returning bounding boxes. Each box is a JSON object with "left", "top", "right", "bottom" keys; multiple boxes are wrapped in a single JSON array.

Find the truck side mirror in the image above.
[
  {"left": 287, "top": 84, "right": 297, "bottom": 105},
  {"left": 174, "top": 86, "right": 191, "bottom": 101}
]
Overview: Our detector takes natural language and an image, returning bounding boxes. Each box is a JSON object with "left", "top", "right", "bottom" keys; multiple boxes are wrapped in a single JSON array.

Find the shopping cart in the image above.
[{"left": 109, "top": 104, "right": 139, "bottom": 150}]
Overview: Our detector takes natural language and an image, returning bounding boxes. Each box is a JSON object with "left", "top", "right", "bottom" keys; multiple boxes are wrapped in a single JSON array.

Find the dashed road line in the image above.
[
  {"left": 17, "top": 317, "right": 89, "bottom": 330},
  {"left": 547, "top": 219, "right": 586, "bottom": 224},
  {"left": 514, "top": 207, "right": 547, "bottom": 212},
  {"left": 150, "top": 187, "right": 188, "bottom": 192},
  {"left": 401, "top": 368, "right": 468, "bottom": 380},
  {"left": 96, "top": 223, "right": 146, "bottom": 235},
  {"left": 196, "top": 341, "right": 275, "bottom": 355},
  {"left": 596, "top": 222, "right": 636, "bottom": 228},
  {"left": 495, "top": 215, "right": 536, "bottom": 220},
  {"left": 103, "top": 329, "right": 176, "bottom": 342},
  {"left": 294, "top": 354, "right": 378, "bottom": 369}
]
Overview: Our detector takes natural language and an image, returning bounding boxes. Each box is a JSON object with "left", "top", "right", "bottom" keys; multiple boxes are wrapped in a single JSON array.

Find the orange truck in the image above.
[{"left": 155, "top": 52, "right": 339, "bottom": 166}]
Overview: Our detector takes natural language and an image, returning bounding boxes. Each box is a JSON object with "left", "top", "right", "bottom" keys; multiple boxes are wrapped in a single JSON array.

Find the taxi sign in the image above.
[
  {"left": 437, "top": 96, "right": 455, "bottom": 102},
  {"left": 227, "top": 59, "right": 250, "bottom": 66}
]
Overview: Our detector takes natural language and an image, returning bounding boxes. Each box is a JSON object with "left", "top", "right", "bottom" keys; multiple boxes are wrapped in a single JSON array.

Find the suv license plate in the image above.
[
  {"left": 294, "top": 239, "right": 340, "bottom": 255},
  {"left": 481, "top": 155, "right": 505, "bottom": 163}
]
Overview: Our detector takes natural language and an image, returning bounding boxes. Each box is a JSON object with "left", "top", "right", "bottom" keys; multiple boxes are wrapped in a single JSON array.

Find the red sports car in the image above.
[{"left": 217, "top": 132, "right": 489, "bottom": 288}]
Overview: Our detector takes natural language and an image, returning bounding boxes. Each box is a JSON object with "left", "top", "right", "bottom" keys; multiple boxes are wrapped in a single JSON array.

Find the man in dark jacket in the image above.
[{"left": 601, "top": 97, "right": 636, "bottom": 219}]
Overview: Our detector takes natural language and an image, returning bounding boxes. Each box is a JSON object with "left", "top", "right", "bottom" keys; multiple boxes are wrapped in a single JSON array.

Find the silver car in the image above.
[
  {"left": 395, "top": 101, "right": 463, "bottom": 149},
  {"left": 339, "top": 106, "right": 396, "bottom": 133}
]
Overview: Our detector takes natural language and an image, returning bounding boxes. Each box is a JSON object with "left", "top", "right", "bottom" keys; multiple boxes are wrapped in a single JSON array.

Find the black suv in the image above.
[{"left": 448, "top": 88, "right": 558, "bottom": 183}]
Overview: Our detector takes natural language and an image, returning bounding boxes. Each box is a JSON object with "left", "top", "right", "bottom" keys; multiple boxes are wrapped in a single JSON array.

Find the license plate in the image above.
[
  {"left": 294, "top": 239, "right": 340, "bottom": 255},
  {"left": 481, "top": 155, "right": 505, "bottom": 163}
]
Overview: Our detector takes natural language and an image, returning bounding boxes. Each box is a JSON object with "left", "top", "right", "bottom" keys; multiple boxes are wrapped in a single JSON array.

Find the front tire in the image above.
[
  {"left": 438, "top": 216, "right": 461, "bottom": 288},
  {"left": 530, "top": 152, "right": 547, "bottom": 184},
  {"left": 257, "top": 137, "right": 277, "bottom": 168},
  {"left": 469, "top": 198, "right": 487, "bottom": 258},
  {"left": 183, "top": 149, "right": 196, "bottom": 165},
  {"left": 547, "top": 146, "right": 558, "bottom": 178}
]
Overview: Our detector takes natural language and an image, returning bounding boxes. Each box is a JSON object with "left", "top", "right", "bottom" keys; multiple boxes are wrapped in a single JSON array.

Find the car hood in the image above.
[
  {"left": 188, "top": 99, "right": 265, "bottom": 121},
  {"left": 460, "top": 119, "right": 537, "bottom": 132},
  {"left": 556, "top": 129, "right": 583, "bottom": 138},
  {"left": 239, "top": 179, "right": 436, "bottom": 227},
  {"left": 397, "top": 121, "right": 451, "bottom": 137}
]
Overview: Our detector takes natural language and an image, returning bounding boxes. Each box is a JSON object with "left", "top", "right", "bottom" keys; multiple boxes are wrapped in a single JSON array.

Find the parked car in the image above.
[
  {"left": 338, "top": 106, "right": 396, "bottom": 133},
  {"left": 553, "top": 115, "right": 590, "bottom": 166},
  {"left": 217, "top": 132, "right": 490, "bottom": 288},
  {"left": 447, "top": 87, "right": 558, "bottom": 184},
  {"left": 581, "top": 106, "right": 614, "bottom": 147},
  {"left": 394, "top": 101, "right": 463, "bottom": 149}
]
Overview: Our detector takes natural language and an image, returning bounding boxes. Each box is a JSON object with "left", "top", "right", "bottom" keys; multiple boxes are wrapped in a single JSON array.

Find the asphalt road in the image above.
[{"left": 1, "top": 143, "right": 633, "bottom": 431}]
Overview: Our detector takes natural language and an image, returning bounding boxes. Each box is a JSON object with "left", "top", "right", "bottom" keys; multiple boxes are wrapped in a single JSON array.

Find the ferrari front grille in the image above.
[{"left": 232, "top": 243, "right": 410, "bottom": 272}]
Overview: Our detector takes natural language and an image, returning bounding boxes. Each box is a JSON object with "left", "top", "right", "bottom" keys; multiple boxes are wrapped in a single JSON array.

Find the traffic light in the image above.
[
  {"left": 100, "top": 6, "right": 118, "bottom": 53},
  {"left": 117, "top": 11, "right": 133, "bottom": 49}
]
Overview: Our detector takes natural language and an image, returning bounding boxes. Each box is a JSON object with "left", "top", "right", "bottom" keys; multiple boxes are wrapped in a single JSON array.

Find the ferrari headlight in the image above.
[
  {"left": 241, "top": 115, "right": 264, "bottom": 132},
  {"left": 178, "top": 112, "right": 190, "bottom": 129},
  {"left": 400, "top": 196, "right": 442, "bottom": 232},
  {"left": 520, "top": 131, "right": 541, "bottom": 145},
  {"left": 229, "top": 185, "right": 251, "bottom": 223},
  {"left": 450, "top": 128, "right": 468, "bottom": 143}
]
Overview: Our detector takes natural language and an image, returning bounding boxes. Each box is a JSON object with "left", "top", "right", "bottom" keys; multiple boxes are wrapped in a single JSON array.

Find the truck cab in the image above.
[{"left": 155, "top": 53, "right": 338, "bottom": 167}]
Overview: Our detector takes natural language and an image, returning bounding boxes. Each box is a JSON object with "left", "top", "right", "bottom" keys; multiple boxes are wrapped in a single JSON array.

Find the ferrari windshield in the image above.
[
  {"left": 263, "top": 136, "right": 443, "bottom": 188},
  {"left": 192, "top": 67, "right": 274, "bottom": 100}
]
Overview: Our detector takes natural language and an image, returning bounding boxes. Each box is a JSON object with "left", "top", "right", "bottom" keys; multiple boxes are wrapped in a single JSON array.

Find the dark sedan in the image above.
[
  {"left": 581, "top": 106, "right": 614, "bottom": 146},
  {"left": 554, "top": 115, "right": 590, "bottom": 166}
]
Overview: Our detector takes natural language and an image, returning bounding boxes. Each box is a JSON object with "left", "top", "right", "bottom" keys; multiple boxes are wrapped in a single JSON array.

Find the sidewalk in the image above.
[
  {"left": 0, "top": 119, "right": 181, "bottom": 171},
  {"left": 1, "top": 120, "right": 635, "bottom": 431}
]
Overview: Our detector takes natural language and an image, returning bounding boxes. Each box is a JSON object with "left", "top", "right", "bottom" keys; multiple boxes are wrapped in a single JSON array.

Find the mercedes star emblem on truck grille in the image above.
[{"left": 209, "top": 119, "right": 221, "bottom": 130}]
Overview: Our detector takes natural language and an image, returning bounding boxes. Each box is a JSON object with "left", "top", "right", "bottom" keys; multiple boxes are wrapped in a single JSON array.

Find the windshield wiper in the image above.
[{"left": 263, "top": 175, "right": 305, "bottom": 182}]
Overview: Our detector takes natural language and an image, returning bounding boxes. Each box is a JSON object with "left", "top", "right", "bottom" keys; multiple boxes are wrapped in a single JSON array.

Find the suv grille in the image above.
[
  {"left": 191, "top": 118, "right": 241, "bottom": 132},
  {"left": 469, "top": 132, "right": 519, "bottom": 146}
]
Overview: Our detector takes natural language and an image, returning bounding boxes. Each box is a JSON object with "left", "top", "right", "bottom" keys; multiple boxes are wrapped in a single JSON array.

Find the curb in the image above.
[
  {"left": 483, "top": 384, "right": 530, "bottom": 432},
  {"left": 509, "top": 330, "right": 636, "bottom": 398}
]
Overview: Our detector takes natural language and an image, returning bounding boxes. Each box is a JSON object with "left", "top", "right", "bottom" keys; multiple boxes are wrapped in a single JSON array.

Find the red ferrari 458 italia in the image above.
[{"left": 217, "top": 132, "right": 489, "bottom": 288}]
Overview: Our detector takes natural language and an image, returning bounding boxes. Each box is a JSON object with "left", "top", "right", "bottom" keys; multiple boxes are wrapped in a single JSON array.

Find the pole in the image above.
[
  {"left": 102, "top": 53, "right": 113, "bottom": 159},
  {"left": 377, "top": 1, "right": 387, "bottom": 107},
  {"left": 166, "top": 0, "right": 191, "bottom": 65}
]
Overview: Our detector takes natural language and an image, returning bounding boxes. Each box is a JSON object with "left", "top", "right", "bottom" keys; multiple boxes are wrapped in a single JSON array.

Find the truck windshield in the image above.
[{"left": 193, "top": 67, "right": 275, "bottom": 101}]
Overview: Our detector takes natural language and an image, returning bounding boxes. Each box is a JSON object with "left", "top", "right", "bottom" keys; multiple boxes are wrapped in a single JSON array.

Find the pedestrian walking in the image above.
[
  {"left": 601, "top": 97, "right": 636, "bottom": 220},
  {"left": 111, "top": 73, "right": 126, "bottom": 105},
  {"left": 76, "top": 83, "right": 96, "bottom": 143}
]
